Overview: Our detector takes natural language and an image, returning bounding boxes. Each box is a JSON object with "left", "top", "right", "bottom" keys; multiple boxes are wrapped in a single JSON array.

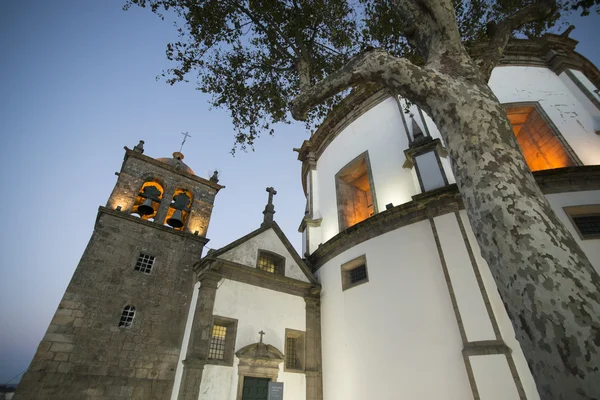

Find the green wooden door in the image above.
[{"left": 242, "top": 377, "right": 270, "bottom": 400}]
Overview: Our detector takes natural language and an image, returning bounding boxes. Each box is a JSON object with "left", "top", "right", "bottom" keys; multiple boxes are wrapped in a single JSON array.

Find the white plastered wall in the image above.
[
  {"left": 318, "top": 220, "right": 472, "bottom": 400},
  {"left": 546, "top": 190, "right": 600, "bottom": 274},
  {"left": 490, "top": 66, "right": 600, "bottom": 166},
  {"left": 314, "top": 97, "right": 416, "bottom": 243},
  {"left": 219, "top": 228, "right": 310, "bottom": 282},
  {"left": 198, "top": 280, "right": 307, "bottom": 400},
  {"left": 457, "top": 210, "right": 540, "bottom": 400},
  {"left": 308, "top": 65, "right": 600, "bottom": 252}
]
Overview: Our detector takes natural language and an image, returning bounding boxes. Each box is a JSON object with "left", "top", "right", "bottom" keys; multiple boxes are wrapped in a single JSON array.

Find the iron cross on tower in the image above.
[{"left": 179, "top": 132, "right": 192, "bottom": 152}]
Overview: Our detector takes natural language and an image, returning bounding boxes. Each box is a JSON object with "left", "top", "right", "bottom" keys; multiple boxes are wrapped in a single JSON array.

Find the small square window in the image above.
[
  {"left": 285, "top": 329, "right": 305, "bottom": 372},
  {"left": 207, "top": 316, "right": 238, "bottom": 366},
  {"left": 135, "top": 253, "right": 155, "bottom": 274},
  {"left": 564, "top": 205, "right": 600, "bottom": 240},
  {"left": 256, "top": 250, "right": 285, "bottom": 275},
  {"left": 341, "top": 255, "right": 369, "bottom": 291},
  {"left": 119, "top": 305, "right": 135, "bottom": 328}
]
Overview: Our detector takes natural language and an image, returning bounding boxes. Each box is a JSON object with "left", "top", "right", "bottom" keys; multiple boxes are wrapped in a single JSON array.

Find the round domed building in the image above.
[{"left": 295, "top": 33, "right": 600, "bottom": 400}]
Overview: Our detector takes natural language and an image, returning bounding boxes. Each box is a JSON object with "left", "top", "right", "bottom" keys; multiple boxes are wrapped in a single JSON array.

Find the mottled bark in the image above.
[
  {"left": 290, "top": 1, "right": 600, "bottom": 398},
  {"left": 424, "top": 79, "right": 600, "bottom": 400}
]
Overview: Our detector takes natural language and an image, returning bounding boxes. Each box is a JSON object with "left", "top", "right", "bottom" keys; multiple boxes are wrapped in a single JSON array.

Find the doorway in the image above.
[{"left": 242, "top": 377, "right": 270, "bottom": 400}]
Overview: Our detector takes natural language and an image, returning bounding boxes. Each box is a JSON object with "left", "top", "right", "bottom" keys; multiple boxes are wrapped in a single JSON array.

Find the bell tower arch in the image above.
[{"left": 16, "top": 140, "right": 224, "bottom": 400}]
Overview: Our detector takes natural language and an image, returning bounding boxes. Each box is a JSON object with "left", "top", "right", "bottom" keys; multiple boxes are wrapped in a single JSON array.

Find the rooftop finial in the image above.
[
  {"left": 259, "top": 330, "right": 265, "bottom": 344},
  {"left": 262, "top": 187, "right": 277, "bottom": 227},
  {"left": 210, "top": 170, "right": 219, "bottom": 183},
  {"left": 179, "top": 132, "right": 191, "bottom": 152},
  {"left": 133, "top": 140, "right": 145, "bottom": 153}
]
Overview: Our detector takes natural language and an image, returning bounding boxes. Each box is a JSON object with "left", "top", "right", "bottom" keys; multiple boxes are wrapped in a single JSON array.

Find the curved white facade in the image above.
[{"left": 302, "top": 61, "right": 600, "bottom": 400}]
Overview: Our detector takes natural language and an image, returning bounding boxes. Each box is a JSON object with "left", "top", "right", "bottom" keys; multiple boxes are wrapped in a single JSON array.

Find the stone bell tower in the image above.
[{"left": 15, "top": 141, "right": 224, "bottom": 400}]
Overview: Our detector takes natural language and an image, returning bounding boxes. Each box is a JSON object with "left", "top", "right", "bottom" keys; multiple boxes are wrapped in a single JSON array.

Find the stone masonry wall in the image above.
[{"left": 15, "top": 211, "right": 205, "bottom": 399}]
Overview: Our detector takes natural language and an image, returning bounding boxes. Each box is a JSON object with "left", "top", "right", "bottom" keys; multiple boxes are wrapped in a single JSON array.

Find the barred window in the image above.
[
  {"left": 256, "top": 250, "right": 285, "bottom": 275},
  {"left": 349, "top": 264, "right": 367, "bottom": 284},
  {"left": 135, "top": 253, "right": 155, "bottom": 274},
  {"left": 208, "top": 324, "right": 227, "bottom": 360},
  {"left": 341, "top": 255, "right": 369, "bottom": 291},
  {"left": 564, "top": 205, "right": 600, "bottom": 240},
  {"left": 572, "top": 215, "right": 600, "bottom": 237},
  {"left": 286, "top": 337, "right": 298, "bottom": 369},
  {"left": 206, "top": 317, "right": 238, "bottom": 365},
  {"left": 285, "top": 329, "right": 305, "bottom": 371},
  {"left": 119, "top": 305, "right": 135, "bottom": 328}
]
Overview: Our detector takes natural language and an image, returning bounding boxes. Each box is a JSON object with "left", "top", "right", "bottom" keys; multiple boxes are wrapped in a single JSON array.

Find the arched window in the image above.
[
  {"left": 131, "top": 180, "right": 164, "bottom": 221},
  {"left": 165, "top": 188, "right": 193, "bottom": 230},
  {"left": 118, "top": 305, "right": 136, "bottom": 328},
  {"left": 505, "top": 103, "right": 577, "bottom": 171}
]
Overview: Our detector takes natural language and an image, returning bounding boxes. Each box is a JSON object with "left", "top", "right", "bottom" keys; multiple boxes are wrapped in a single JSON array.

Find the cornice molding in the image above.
[{"left": 308, "top": 165, "right": 600, "bottom": 271}]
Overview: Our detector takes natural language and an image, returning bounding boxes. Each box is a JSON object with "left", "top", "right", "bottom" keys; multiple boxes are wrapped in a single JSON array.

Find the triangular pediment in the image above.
[{"left": 205, "top": 222, "right": 315, "bottom": 284}]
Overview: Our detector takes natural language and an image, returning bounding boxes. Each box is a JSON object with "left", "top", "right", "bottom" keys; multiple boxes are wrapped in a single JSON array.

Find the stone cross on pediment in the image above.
[
  {"left": 262, "top": 187, "right": 277, "bottom": 227},
  {"left": 266, "top": 187, "right": 277, "bottom": 205}
]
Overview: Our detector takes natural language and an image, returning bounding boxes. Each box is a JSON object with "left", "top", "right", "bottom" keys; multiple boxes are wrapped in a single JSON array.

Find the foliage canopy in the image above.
[{"left": 124, "top": 0, "right": 598, "bottom": 152}]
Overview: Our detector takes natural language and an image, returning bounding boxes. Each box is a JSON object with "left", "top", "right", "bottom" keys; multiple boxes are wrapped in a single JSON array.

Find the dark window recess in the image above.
[
  {"left": 349, "top": 264, "right": 367, "bottom": 284},
  {"left": 286, "top": 337, "right": 298, "bottom": 369},
  {"left": 257, "top": 251, "right": 284, "bottom": 275},
  {"left": 119, "top": 306, "right": 135, "bottom": 328},
  {"left": 208, "top": 324, "right": 227, "bottom": 359},
  {"left": 572, "top": 215, "right": 600, "bottom": 237},
  {"left": 135, "top": 253, "right": 155, "bottom": 274}
]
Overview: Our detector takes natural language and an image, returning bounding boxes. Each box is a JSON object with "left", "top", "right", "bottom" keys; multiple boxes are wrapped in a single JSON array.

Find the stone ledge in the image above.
[
  {"left": 463, "top": 340, "right": 511, "bottom": 356},
  {"left": 309, "top": 165, "right": 600, "bottom": 271},
  {"left": 97, "top": 206, "right": 210, "bottom": 244}
]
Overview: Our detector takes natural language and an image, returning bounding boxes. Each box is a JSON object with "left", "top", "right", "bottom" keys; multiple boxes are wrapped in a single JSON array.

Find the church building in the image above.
[{"left": 14, "top": 34, "right": 600, "bottom": 400}]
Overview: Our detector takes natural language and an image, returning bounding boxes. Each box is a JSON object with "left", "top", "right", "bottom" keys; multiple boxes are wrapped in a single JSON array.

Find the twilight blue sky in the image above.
[{"left": 0, "top": 0, "right": 598, "bottom": 385}]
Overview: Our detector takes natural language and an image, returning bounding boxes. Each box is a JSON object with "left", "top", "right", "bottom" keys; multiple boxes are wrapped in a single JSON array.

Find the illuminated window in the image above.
[
  {"left": 207, "top": 316, "right": 238, "bottom": 365},
  {"left": 336, "top": 152, "right": 377, "bottom": 231},
  {"left": 208, "top": 324, "right": 227, "bottom": 359},
  {"left": 119, "top": 305, "right": 135, "bottom": 328},
  {"left": 564, "top": 205, "right": 600, "bottom": 240},
  {"left": 134, "top": 253, "right": 155, "bottom": 274},
  {"left": 285, "top": 329, "right": 305, "bottom": 371},
  {"left": 341, "top": 255, "right": 369, "bottom": 291},
  {"left": 505, "top": 104, "right": 576, "bottom": 171},
  {"left": 257, "top": 250, "right": 285, "bottom": 275}
]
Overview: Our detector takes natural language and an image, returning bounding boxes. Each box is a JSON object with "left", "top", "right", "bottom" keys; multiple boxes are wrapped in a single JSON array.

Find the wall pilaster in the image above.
[
  {"left": 178, "top": 273, "right": 221, "bottom": 400},
  {"left": 304, "top": 296, "right": 323, "bottom": 400}
]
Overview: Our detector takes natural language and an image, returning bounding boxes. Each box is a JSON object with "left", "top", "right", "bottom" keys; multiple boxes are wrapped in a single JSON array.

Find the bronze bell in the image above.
[
  {"left": 137, "top": 198, "right": 155, "bottom": 216},
  {"left": 167, "top": 209, "right": 184, "bottom": 228}
]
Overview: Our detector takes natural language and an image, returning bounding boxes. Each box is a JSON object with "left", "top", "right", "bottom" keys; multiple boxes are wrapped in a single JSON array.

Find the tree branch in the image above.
[
  {"left": 479, "top": 0, "right": 557, "bottom": 81},
  {"left": 224, "top": 0, "right": 295, "bottom": 61},
  {"left": 290, "top": 48, "right": 434, "bottom": 121}
]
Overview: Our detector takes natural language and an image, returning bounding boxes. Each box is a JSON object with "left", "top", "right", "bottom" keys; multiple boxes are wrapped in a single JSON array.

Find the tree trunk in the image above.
[{"left": 422, "top": 79, "right": 600, "bottom": 400}]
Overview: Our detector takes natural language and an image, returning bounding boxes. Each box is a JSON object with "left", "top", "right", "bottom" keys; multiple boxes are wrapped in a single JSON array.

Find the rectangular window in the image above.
[
  {"left": 341, "top": 255, "right": 369, "bottom": 291},
  {"left": 208, "top": 324, "right": 227, "bottom": 360},
  {"left": 118, "top": 305, "right": 136, "bottom": 328},
  {"left": 336, "top": 152, "right": 377, "bottom": 231},
  {"left": 505, "top": 104, "right": 576, "bottom": 172},
  {"left": 564, "top": 205, "right": 600, "bottom": 240},
  {"left": 285, "top": 329, "right": 305, "bottom": 372},
  {"left": 135, "top": 253, "right": 155, "bottom": 274},
  {"left": 207, "top": 316, "right": 238, "bottom": 365},
  {"left": 286, "top": 337, "right": 297, "bottom": 368},
  {"left": 257, "top": 250, "right": 285, "bottom": 275}
]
